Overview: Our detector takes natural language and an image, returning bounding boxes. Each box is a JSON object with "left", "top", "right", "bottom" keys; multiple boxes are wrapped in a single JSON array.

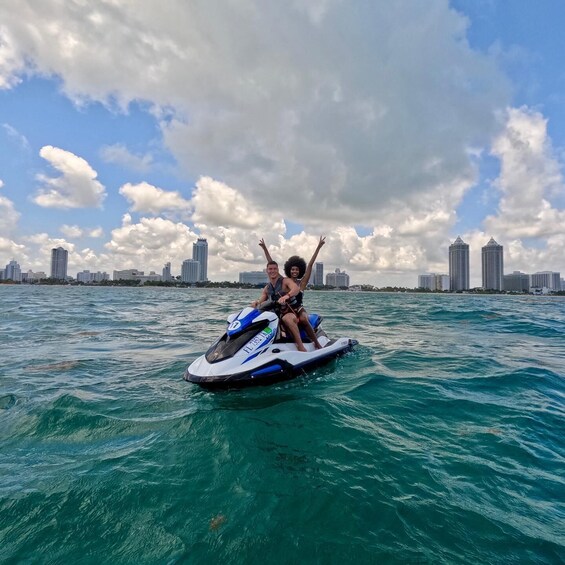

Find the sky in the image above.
[{"left": 1, "top": 0, "right": 565, "bottom": 287}]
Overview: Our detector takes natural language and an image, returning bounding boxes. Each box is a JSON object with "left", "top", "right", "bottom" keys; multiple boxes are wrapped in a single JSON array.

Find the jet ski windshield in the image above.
[{"left": 205, "top": 319, "right": 271, "bottom": 363}]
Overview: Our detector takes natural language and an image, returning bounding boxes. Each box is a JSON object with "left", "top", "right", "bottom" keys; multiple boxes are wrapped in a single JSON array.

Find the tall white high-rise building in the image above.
[
  {"left": 449, "top": 236, "right": 469, "bottom": 291},
  {"left": 192, "top": 238, "right": 208, "bottom": 282},
  {"left": 162, "top": 262, "right": 172, "bottom": 282},
  {"left": 4, "top": 259, "right": 22, "bottom": 282},
  {"left": 50, "top": 247, "right": 68, "bottom": 280},
  {"left": 181, "top": 259, "right": 200, "bottom": 283},
  {"left": 313, "top": 262, "right": 324, "bottom": 286},
  {"left": 482, "top": 237, "right": 504, "bottom": 290}
]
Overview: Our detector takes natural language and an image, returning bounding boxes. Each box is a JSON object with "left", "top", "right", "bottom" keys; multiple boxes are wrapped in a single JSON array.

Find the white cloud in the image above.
[
  {"left": 0, "top": 26, "right": 23, "bottom": 89},
  {"left": 466, "top": 106, "right": 565, "bottom": 278},
  {"left": 88, "top": 227, "right": 104, "bottom": 238},
  {"left": 119, "top": 181, "right": 191, "bottom": 214},
  {"left": 2, "top": 123, "right": 30, "bottom": 149},
  {"left": 485, "top": 106, "right": 565, "bottom": 239},
  {"left": 0, "top": 190, "right": 20, "bottom": 234},
  {"left": 0, "top": 236, "right": 26, "bottom": 259},
  {"left": 8, "top": 3, "right": 565, "bottom": 286},
  {"left": 59, "top": 225, "right": 105, "bottom": 239},
  {"left": 191, "top": 176, "right": 274, "bottom": 229},
  {"left": 105, "top": 215, "right": 198, "bottom": 269},
  {"left": 60, "top": 224, "right": 83, "bottom": 238},
  {"left": 100, "top": 143, "right": 153, "bottom": 172},
  {"left": 0, "top": 1, "right": 510, "bottom": 226},
  {"left": 33, "top": 146, "right": 106, "bottom": 209}
]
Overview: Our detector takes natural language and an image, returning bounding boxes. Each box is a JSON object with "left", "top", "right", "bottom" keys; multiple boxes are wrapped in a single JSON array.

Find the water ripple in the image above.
[{"left": 1, "top": 287, "right": 564, "bottom": 563}]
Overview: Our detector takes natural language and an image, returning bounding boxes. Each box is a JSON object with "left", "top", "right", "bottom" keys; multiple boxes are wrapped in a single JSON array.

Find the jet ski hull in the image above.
[{"left": 185, "top": 337, "right": 358, "bottom": 389}]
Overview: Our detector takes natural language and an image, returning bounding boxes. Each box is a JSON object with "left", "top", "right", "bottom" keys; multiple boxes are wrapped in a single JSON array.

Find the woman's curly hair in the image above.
[{"left": 284, "top": 255, "right": 306, "bottom": 279}]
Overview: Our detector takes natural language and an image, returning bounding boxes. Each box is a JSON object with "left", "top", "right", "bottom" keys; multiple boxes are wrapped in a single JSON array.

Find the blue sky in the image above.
[{"left": 1, "top": 1, "right": 564, "bottom": 286}]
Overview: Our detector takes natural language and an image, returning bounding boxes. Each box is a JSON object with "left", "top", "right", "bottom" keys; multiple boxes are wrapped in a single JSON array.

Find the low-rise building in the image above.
[
  {"left": 239, "top": 271, "right": 268, "bottom": 285},
  {"left": 326, "top": 268, "right": 350, "bottom": 288}
]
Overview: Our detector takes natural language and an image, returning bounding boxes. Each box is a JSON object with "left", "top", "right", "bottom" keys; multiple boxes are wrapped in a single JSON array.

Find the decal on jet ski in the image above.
[{"left": 243, "top": 327, "right": 273, "bottom": 354}]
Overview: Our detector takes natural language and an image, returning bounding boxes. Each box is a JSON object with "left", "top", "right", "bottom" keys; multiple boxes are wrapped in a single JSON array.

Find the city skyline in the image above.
[
  {"left": 419, "top": 236, "right": 563, "bottom": 292},
  {"left": 4, "top": 234, "right": 564, "bottom": 290},
  {"left": 0, "top": 3, "right": 564, "bottom": 287}
]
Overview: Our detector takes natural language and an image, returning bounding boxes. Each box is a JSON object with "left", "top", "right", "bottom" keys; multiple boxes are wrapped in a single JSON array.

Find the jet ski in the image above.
[{"left": 184, "top": 304, "right": 358, "bottom": 389}]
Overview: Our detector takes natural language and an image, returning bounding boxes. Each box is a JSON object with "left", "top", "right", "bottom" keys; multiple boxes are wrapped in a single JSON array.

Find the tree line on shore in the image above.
[{"left": 2, "top": 278, "right": 564, "bottom": 295}]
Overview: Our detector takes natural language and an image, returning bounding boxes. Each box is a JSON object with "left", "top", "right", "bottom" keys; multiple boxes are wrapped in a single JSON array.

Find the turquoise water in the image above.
[{"left": 1, "top": 286, "right": 564, "bottom": 564}]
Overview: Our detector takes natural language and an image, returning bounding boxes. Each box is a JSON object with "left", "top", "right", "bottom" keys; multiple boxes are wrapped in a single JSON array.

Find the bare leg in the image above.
[
  {"left": 282, "top": 312, "right": 307, "bottom": 352},
  {"left": 299, "top": 311, "right": 322, "bottom": 349}
]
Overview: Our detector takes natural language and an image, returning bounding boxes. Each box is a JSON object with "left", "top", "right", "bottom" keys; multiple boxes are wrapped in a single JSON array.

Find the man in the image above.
[{"left": 251, "top": 261, "right": 307, "bottom": 352}]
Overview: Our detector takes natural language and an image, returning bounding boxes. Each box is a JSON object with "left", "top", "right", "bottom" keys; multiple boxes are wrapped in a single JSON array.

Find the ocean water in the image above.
[{"left": 1, "top": 286, "right": 564, "bottom": 564}]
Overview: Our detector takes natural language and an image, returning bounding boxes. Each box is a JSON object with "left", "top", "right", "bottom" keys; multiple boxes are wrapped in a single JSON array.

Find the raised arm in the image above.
[
  {"left": 300, "top": 236, "right": 325, "bottom": 290},
  {"left": 258, "top": 238, "right": 274, "bottom": 263}
]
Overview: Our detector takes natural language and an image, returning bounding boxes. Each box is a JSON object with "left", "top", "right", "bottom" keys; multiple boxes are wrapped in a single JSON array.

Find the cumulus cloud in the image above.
[
  {"left": 0, "top": 26, "right": 23, "bottom": 89},
  {"left": 59, "top": 224, "right": 83, "bottom": 238},
  {"left": 119, "top": 181, "right": 191, "bottom": 214},
  {"left": 470, "top": 106, "right": 565, "bottom": 277},
  {"left": 33, "top": 146, "right": 106, "bottom": 208},
  {"left": 191, "top": 176, "right": 273, "bottom": 229},
  {"left": 0, "top": 1, "right": 510, "bottom": 225},
  {"left": 59, "top": 224, "right": 104, "bottom": 239},
  {"left": 100, "top": 143, "right": 153, "bottom": 172},
  {"left": 486, "top": 106, "right": 565, "bottom": 238},
  {"left": 12, "top": 2, "right": 565, "bottom": 285},
  {"left": 0, "top": 236, "right": 26, "bottom": 259},
  {"left": 0, "top": 188, "right": 20, "bottom": 234},
  {"left": 105, "top": 214, "right": 198, "bottom": 268}
]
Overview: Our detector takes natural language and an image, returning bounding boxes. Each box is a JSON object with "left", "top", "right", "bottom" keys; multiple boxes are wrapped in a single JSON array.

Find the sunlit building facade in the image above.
[{"left": 181, "top": 259, "right": 200, "bottom": 283}]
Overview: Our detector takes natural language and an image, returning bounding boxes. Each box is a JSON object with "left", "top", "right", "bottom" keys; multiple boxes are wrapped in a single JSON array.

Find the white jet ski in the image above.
[{"left": 184, "top": 305, "right": 357, "bottom": 389}]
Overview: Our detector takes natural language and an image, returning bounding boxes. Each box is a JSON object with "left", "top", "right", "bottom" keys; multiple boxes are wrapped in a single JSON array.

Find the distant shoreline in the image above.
[{"left": 1, "top": 280, "right": 563, "bottom": 296}]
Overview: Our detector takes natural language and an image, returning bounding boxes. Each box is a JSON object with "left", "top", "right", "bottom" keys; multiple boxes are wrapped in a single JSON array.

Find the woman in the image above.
[{"left": 259, "top": 236, "right": 325, "bottom": 349}]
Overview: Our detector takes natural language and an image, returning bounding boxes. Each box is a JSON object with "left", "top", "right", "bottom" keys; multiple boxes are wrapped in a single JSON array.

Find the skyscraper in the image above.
[
  {"left": 50, "top": 247, "right": 68, "bottom": 280},
  {"left": 482, "top": 237, "right": 503, "bottom": 290},
  {"left": 192, "top": 238, "right": 208, "bottom": 282},
  {"left": 313, "top": 262, "right": 324, "bottom": 286},
  {"left": 449, "top": 236, "right": 469, "bottom": 291}
]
